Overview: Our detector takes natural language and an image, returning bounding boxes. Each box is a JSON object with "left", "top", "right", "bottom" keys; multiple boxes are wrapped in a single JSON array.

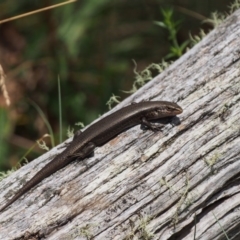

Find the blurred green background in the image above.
[{"left": 0, "top": 0, "right": 232, "bottom": 170}]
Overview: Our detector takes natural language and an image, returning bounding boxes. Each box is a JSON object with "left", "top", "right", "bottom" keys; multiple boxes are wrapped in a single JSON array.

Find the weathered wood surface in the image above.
[{"left": 1, "top": 9, "right": 240, "bottom": 240}]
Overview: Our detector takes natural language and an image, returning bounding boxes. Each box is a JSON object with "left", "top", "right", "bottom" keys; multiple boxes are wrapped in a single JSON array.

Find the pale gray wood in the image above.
[{"left": 0, "top": 9, "right": 240, "bottom": 240}]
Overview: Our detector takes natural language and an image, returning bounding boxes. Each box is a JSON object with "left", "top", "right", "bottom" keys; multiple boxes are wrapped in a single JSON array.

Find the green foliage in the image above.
[
  {"left": 0, "top": 109, "right": 10, "bottom": 169},
  {"left": 57, "top": 0, "right": 112, "bottom": 57},
  {"left": 189, "top": 0, "right": 240, "bottom": 46},
  {"left": 58, "top": 76, "right": 62, "bottom": 143},
  {"left": 106, "top": 94, "right": 121, "bottom": 109},
  {"left": 229, "top": 0, "right": 240, "bottom": 13},
  {"left": 124, "top": 60, "right": 171, "bottom": 94},
  {"left": 0, "top": 169, "right": 15, "bottom": 181},
  {"left": 204, "top": 11, "right": 227, "bottom": 27},
  {"left": 28, "top": 99, "right": 55, "bottom": 148},
  {"left": 212, "top": 211, "right": 230, "bottom": 239},
  {"left": 189, "top": 29, "right": 207, "bottom": 46},
  {"left": 155, "top": 8, "right": 189, "bottom": 59}
]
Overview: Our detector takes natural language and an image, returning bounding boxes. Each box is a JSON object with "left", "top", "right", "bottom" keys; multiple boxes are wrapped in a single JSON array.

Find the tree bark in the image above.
[{"left": 1, "top": 9, "right": 240, "bottom": 240}]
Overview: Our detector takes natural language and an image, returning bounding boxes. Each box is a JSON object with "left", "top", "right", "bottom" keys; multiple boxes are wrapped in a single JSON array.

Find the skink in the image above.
[{"left": 0, "top": 101, "right": 183, "bottom": 212}]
